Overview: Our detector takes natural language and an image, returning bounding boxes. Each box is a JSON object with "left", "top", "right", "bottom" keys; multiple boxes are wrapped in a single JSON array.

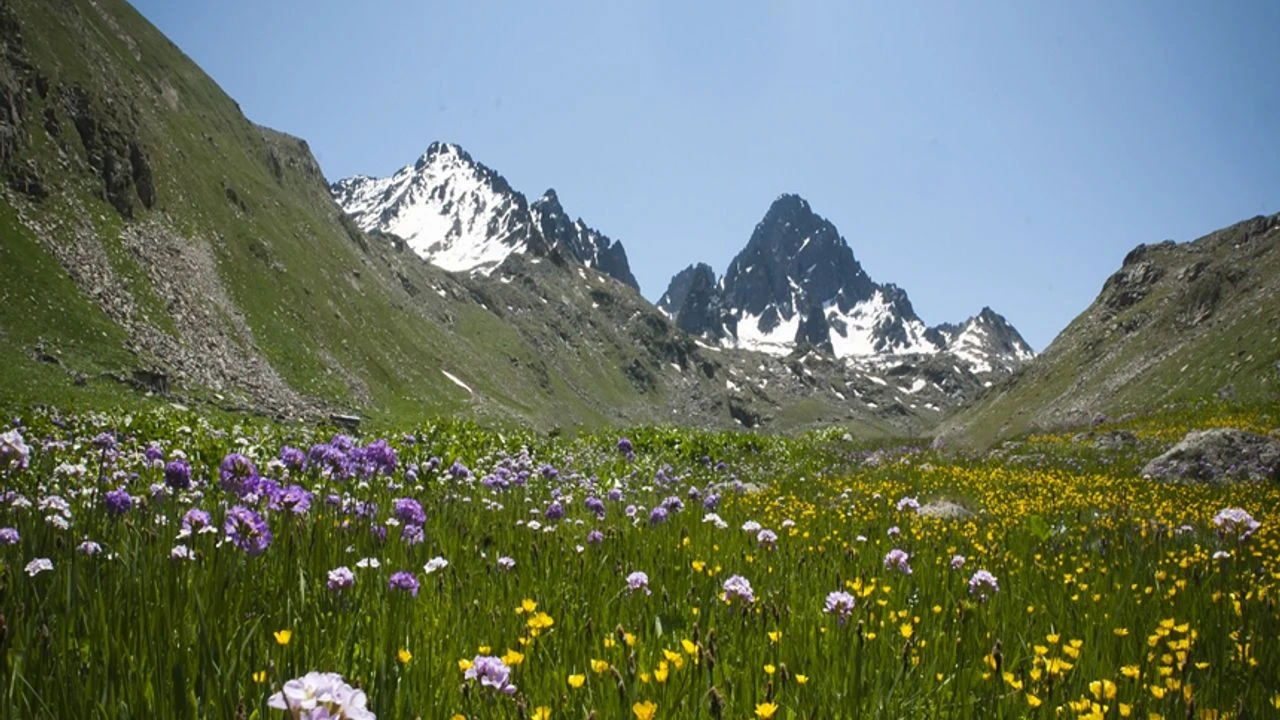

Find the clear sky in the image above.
[{"left": 130, "top": 0, "right": 1280, "bottom": 350}]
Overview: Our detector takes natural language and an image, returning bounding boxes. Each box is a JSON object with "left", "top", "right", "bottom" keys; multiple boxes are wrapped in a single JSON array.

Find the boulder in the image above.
[
  {"left": 1141, "top": 428, "right": 1280, "bottom": 484},
  {"left": 916, "top": 500, "right": 975, "bottom": 521}
]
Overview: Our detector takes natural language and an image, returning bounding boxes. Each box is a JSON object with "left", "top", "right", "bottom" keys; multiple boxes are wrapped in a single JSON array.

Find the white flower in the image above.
[
  {"left": 25, "top": 557, "right": 53, "bottom": 576},
  {"left": 423, "top": 556, "right": 449, "bottom": 574},
  {"left": 355, "top": 557, "right": 380, "bottom": 569},
  {"left": 170, "top": 545, "right": 195, "bottom": 561}
]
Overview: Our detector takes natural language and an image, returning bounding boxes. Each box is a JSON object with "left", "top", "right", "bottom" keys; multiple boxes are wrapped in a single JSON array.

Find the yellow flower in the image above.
[
  {"left": 1119, "top": 704, "right": 1132, "bottom": 717},
  {"left": 397, "top": 648, "right": 412, "bottom": 664},
  {"left": 526, "top": 612, "right": 555, "bottom": 636},
  {"left": 502, "top": 649, "right": 524, "bottom": 666},
  {"left": 531, "top": 707, "right": 551, "bottom": 720},
  {"left": 591, "top": 658, "right": 610, "bottom": 674},
  {"left": 252, "top": 670, "right": 267, "bottom": 684},
  {"left": 624, "top": 632, "right": 636, "bottom": 647},
  {"left": 273, "top": 629, "right": 292, "bottom": 646},
  {"left": 1089, "top": 679, "right": 1117, "bottom": 700},
  {"left": 1046, "top": 633, "right": 1060, "bottom": 644},
  {"left": 755, "top": 702, "right": 779, "bottom": 719},
  {"left": 517, "top": 599, "right": 537, "bottom": 615},
  {"left": 603, "top": 637, "right": 617, "bottom": 649},
  {"left": 1026, "top": 693, "right": 1042, "bottom": 708},
  {"left": 681, "top": 639, "right": 698, "bottom": 655},
  {"left": 478, "top": 645, "right": 491, "bottom": 655},
  {"left": 567, "top": 673, "right": 585, "bottom": 689},
  {"left": 1150, "top": 685, "right": 1166, "bottom": 699},
  {"left": 457, "top": 658, "right": 473, "bottom": 672},
  {"left": 1114, "top": 627, "right": 1130, "bottom": 636},
  {"left": 632, "top": 700, "right": 657, "bottom": 720},
  {"left": 767, "top": 630, "right": 782, "bottom": 643},
  {"left": 795, "top": 674, "right": 808, "bottom": 685},
  {"left": 451, "top": 715, "right": 466, "bottom": 720},
  {"left": 691, "top": 560, "right": 706, "bottom": 572},
  {"left": 1121, "top": 665, "right": 1140, "bottom": 679},
  {"left": 899, "top": 622, "right": 913, "bottom": 639},
  {"left": 1002, "top": 672, "right": 1023, "bottom": 690},
  {"left": 764, "top": 664, "right": 776, "bottom": 675},
  {"left": 654, "top": 661, "right": 669, "bottom": 683}
]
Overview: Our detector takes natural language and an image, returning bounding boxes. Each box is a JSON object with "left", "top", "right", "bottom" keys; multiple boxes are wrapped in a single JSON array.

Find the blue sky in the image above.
[{"left": 131, "top": 0, "right": 1280, "bottom": 350}]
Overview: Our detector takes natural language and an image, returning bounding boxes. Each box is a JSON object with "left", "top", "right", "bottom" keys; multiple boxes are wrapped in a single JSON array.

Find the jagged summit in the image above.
[
  {"left": 332, "top": 146, "right": 638, "bottom": 289},
  {"left": 661, "top": 194, "right": 1034, "bottom": 374}
]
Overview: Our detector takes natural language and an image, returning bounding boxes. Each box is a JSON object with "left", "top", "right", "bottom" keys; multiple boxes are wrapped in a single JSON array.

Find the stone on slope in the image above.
[{"left": 1141, "top": 428, "right": 1280, "bottom": 484}]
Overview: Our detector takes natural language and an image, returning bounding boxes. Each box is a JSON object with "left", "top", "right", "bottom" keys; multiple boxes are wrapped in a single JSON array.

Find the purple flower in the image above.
[
  {"left": 361, "top": 439, "right": 398, "bottom": 477},
  {"left": 0, "top": 429, "right": 31, "bottom": 471},
  {"left": 278, "top": 445, "right": 307, "bottom": 472},
  {"left": 224, "top": 505, "right": 272, "bottom": 556},
  {"left": 648, "top": 506, "right": 668, "bottom": 525},
  {"left": 884, "top": 548, "right": 912, "bottom": 575},
  {"left": 272, "top": 485, "right": 313, "bottom": 515},
  {"left": 544, "top": 501, "right": 565, "bottom": 522},
  {"left": 626, "top": 570, "right": 651, "bottom": 595},
  {"left": 887, "top": 525, "right": 901, "bottom": 538},
  {"left": 392, "top": 497, "right": 426, "bottom": 526},
  {"left": 756, "top": 529, "right": 778, "bottom": 547},
  {"left": 170, "top": 545, "right": 195, "bottom": 561},
  {"left": 1213, "top": 507, "right": 1260, "bottom": 541},
  {"left": 267, "top": 671, "right": 374, "bottom": 720},
  {"left": 327, "top": 566, "right": 355, "bottom": 591},
  {"left": 617, "top": 437, "right": 633, "bottom": 455},
  {"left": 103, "top": 487, "right": 133, "bottom": 515},
  {"left": 77, "top": 540, "right": 102, "bottom": 555},
  {"left": 950, "top": 554, "right": 966, "bottom": 570},
  {"left": 465, "top": 655, "right": 517, "bottom": 695},
  {"left": 388, "top": 571, "right": 419, "bottom": 596},
  {"left": 401, "top": 524, "right": 424, "bottom": 545},
  {"left": 182, "top": 508, "right": 212, "bottom": 532},
  {"left": 0, "top": 527, "right": 18, "bottom": 545},
  {"left": 968, "top": 569, "right": 999, "bottom": 600},
  {"left": 722, "top": 574, "right": 755, "bottom": 604},
  {"left": 896, "top": 496, "right": 920, "bottom": 512},
  {"left": 661, "top": 495, "right": 684, "bottom": 513},
  {"left": 584, "top": 496, "right": 606, "bottom": 518},
  {"left": 586, "top": 529, "right": 604, "bottom": 544},
  {"left": 25, "top": 557, "right": 52, "bottom": 576},
  {"left": 824, "top": 590, "right": 857, "bottom": 624},
  {"left": 497, "top": 556, "right": 516, "bottom": 571},
  {"left": 144, "top": 444, "right": 165, "bottom": 465},
  {"left": 606, "top": 488, "right": 624, "bottom": 503},
  {"left": 703, "top": 493, "right": 721, "bottom": 510},
  {"left": 218, "top": 453, "right": 258, "bottom": 495},
  {"left": 742, "top": 520, "right": 762, "bottom": 533}
]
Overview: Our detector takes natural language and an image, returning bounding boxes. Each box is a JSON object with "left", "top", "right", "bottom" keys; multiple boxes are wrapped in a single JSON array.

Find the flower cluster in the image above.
[{"left": 267, "top": 671, "right": 374, "bottom": 719}]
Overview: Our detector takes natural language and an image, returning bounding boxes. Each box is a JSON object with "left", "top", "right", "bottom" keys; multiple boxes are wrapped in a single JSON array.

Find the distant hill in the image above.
[{"left": 939, "top": 212, "right": 1280, "bottom": 446}]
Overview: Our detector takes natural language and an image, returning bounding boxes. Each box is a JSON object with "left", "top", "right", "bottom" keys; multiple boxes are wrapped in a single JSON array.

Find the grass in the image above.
[{"left": 0, "top": 408, "right": 1276, "bottom": 718}]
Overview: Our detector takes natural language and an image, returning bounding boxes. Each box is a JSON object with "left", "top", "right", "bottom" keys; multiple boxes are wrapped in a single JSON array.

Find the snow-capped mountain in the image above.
[
  {"left": 659, "top": 194, "right": 1034, "bottom": 374},
  {"left": 332, "top": 143, "right": 639, "bottom": 289}
]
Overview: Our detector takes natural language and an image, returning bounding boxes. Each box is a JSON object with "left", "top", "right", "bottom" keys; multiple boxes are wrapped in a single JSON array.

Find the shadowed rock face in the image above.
[{"left": 1142, "top": 428, "right": 1280, "bottom": 484}]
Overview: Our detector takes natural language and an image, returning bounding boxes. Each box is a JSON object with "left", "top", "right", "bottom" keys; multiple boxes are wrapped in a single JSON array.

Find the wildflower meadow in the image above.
[{"left": 0, "top": 408, "right": 1276, "bottom": 718}]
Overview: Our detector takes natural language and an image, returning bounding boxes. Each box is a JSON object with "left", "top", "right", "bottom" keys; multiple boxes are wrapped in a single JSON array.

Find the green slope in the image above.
[{"left": 940, "top": 212, "right": 1280, "bottom": 446}]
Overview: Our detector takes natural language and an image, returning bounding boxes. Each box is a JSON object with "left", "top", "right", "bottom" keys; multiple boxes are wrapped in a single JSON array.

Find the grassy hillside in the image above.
[{"left": 941, "top": 212, "right": 1280, "bottom": 446}]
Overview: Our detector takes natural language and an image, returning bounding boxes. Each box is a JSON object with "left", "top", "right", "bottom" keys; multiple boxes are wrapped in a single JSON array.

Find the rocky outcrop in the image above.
[{"left": 1141, "top": 428, "right": 1280, "bottom": 484}]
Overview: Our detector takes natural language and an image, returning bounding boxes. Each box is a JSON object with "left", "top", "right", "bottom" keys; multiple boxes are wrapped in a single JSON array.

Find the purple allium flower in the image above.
[
  {"left": 968, "top": 569, "right": 999, "bottom": 600},
  {"left": 423, "top": 556, "right": 449, "bottom": 574},
  {"left": 617, "top": 437, "right": 633, "bottom": 455},
  {"left": 267, "top": 671, "right": 374, "bottom": 720},
  {"left": 896, "top": 496, "right": 920, "bottom": 512},
  {"left": 92, "top": 432, "right": 117, "bottom": 452},
  {"left": 497, "top": 556, "right": 516, "bottom": 571},
  {"left": 392, "top": 497, "right": 426, "bottom": 526},
  {"left": 544, "top": 501, "right": 565, "bottom": 522},
  {"left": 756, "top": 529, "right": 778, "bottom": 547},
  {"left": 327, "top": 566, "right": 356, "bottom": 591},
  {"left": 661, "top": 495, "right": 684, "bottom": 513},
  {"left": 742, "top": 520, "right": 762, "bottom": 533},
  {"left": 224, "top": 505, "right": 272, "bottom": 556},
  {"left": 361, "top": 439, "right": 398, "bottom": 476},
  {"left": 1213, "top": 507, "right": 1260, "bottom": 541},
  {"left": 0, "top": 527, "right": 18, "bottom": 545},
  {"left": 272, "top": 485, "right": 312, "bottom": 515},
  {"left": 144, "top": 443, "right": 165, "bottom": 464},
  {"left": 448, "top": 460, "right": 471, "bottom": 480},
  {"left": 25, "top": 557, "right": 53, "bottom": 576},
  {"left": 722, "top": 574, "right": 755, "bottom": 604},
  {"left": 887, "top": 525, "right": 901, "bottom": 538},
  {"left": 401, "top": 524, "right": 424, "bottom": 545},
  {"left": 950, "top": 554, "right": 966, "bottom": 570},
  {"left": 648, "top": 506, "right": 668, "bottom": 525},
  {"left": 464, "top": 655, "right": 517, "bottom": 695},
  {"left": 703, "top": 493, "right": 721, "bottom": 510},
  {"left": 884, "top": 548, "right": 912, "bottom": 575},
  {"left": 626, "top": 570, "right": 651, "bottom": 595},
  {"left": 218, "top": 453, "right": 258, "bottom": 495},
  {"left": 103, "top": 487, "right": 133, "bottom": 515},
  {"left": 278, "top": 445, "right": 307, "bottom": 472},
  {"left": 388, "top": 571, "right": 419, "bottom": 596},
  {"left": 0, "top": 429, "right": 31, "bottom": 471},
  {"left": 824, "top": 590, "right": 857, "bottom": 624},
  {"left": 586, "top": 529, "right": 604, "bottom": 544},
  {"left": 624, "top": 504, "right": 638, "bottom": 519},
  {"left": 584, "top": 496, "right": 606, "bottom": 517},
  {"left": 370, "top": 525, "right": 387, "bottom": 543},
  {"left": 606, "top": 488, "right": 624, "bottom": 503}
]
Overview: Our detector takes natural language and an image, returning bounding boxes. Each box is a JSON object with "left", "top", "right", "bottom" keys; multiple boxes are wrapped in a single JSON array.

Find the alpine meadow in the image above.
[{"left": 1, "top": 1, "right": 1278, "bottom": 719}]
